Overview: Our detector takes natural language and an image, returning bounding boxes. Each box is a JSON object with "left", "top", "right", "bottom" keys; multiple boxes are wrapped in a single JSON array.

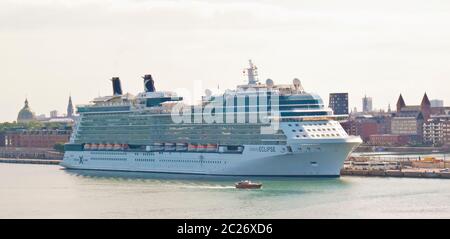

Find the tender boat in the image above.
[{"left": 235, "top": 180, "right": 262, "bottom": 189}]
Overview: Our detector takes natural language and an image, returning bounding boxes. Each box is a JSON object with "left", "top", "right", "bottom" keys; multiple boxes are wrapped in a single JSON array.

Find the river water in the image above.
[{"left": 0, "top": 163, "right": 449, "bottom": 218}]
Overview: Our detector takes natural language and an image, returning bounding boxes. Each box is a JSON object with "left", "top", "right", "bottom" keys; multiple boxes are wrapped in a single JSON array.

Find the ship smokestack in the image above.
[
  {"left": 143, "top": 74, "right": 156, "bottom": 92},
  {"left": 111, "top": 77, "right": 123, "bottom": 95}
]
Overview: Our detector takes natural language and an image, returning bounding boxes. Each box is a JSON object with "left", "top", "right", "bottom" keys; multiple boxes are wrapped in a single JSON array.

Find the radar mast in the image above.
[{"left": 244, "top": 60, "right": 259, "bottom": 85}]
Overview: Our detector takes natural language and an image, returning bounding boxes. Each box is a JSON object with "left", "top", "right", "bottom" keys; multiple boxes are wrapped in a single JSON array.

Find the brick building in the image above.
[
  {"left": 369, "top": 134, "right": 410, "bottom": 146},
  {"left": 4, "top": 129, "right": 71, "bottom": 148},
  {"left": 391, "top": 93, "right": 431, "bottom": 143},
  {"left": 341, "top": 115, "right": 391, "bottom": 143}
]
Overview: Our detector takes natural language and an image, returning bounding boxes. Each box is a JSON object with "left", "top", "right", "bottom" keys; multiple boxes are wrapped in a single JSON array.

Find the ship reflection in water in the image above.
[{"left": 64, "top": 168, "right": 344, "bottom": 187}]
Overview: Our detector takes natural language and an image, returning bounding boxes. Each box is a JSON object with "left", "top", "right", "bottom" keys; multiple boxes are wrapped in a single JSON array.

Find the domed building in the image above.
[{"left": 17, "top": 98, "right": 36, "bottom": 123}]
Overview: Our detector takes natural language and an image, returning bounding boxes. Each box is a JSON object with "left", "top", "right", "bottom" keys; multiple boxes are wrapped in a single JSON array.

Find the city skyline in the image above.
[
  {"left": 1, "top": 0, "right": 450, "bottom": 122},
  {"left": 6, "top": 90, "right": 447, "bottom": 123}
]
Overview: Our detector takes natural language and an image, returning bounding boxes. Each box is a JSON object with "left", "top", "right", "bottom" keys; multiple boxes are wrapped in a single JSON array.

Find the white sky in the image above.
[{"left": 1, "top": 0, "right": 450, "bottom": 122}]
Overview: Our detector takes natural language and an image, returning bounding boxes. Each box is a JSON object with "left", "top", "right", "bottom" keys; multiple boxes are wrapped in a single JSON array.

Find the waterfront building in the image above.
[
  {"left": 430, "top": 99, "right": 444, "bottom": 108},
  {"left": 50, "top": 110, "right": 58, "bottom": 118},
  {"left": 329, "top": 93, "right": 349, "bottom": 115},
  {"left": 341, "top": 115, "right": 391, "bottom": 143},
  {"left": 391, "top": 111, "right": 424, "bottom": 144},
  {"left": 16, "top": 96, "right": 76, "bottom": 124},
  {"left": 423, "top": 115, "right": 450, "bottom": 146},
  {"left": 3, "top": 129, "right": 71, "bottom": 148},
  {"left": 369, "top": 134, "right": 410, "bottom": 146},
  {"left": 395, "top": 93, "right": 431, "bottom": 120},
  {"left": 390, "top": 93, "right": 434, "bottom": 143},
  {"left": 362, "top": 95, "right": 373, "bottom": 113},
  {"left": 33, "top": 96, "right": 76, "bottom": 124},
  {"left": 17, "top": 99, "right": 36, "bottom": 123},
  {"left": 430, "top": 107, "right": 450, "bottom": 115}
]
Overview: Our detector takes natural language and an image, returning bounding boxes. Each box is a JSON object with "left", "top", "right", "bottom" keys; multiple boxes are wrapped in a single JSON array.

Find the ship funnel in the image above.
[
  {"left": 111, "top": 77, "right": 123, "bottom": 95},
  {"left": 143, "top": 74, "right": 156, "bottom": 92}
]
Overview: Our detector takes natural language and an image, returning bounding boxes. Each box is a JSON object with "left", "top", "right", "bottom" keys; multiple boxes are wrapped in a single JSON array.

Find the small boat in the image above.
[{"left": 235, "top": 180, "right": 262, "bottom": 189}]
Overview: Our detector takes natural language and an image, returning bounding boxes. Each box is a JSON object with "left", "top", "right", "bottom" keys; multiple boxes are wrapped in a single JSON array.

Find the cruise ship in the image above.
[{"left": 61, "top": 61, "right": 362, "bottom": 176}]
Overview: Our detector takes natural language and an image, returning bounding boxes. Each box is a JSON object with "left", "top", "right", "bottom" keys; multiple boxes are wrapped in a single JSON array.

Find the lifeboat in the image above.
[
  {"left": 105, "top": 144, "right": 113, "bottom": 150},
  {"left": 188, "top": 144, "right": 197, "bottom": 152},
  {"left": 235, "top": 180, "right": 262, "bottom": 189},
  {"left": 176, "top": 143, "right": 187, "bottom": 151},
  {"left": 152, "top": 143, "right": 164, "bottom": 151},
  {"left": 164, "top": 143, "right": 175, "bottom": 151},
  {"left": 206, "top": 144, "right": 217, "bottom": 152},
  {"left": 97, "top": 144, "right": 105, "bottom": 150},
  {"left": 84, "top": 144, "right": 91, "bottom": 150},
  {"left": 90, "top": 144, "right": 98, "bottom": 150},
  {"left": 197, "top": 144, "right": 207, "bottom": 152},
  {"left": 113, "top": 144, "right": 121, "bottom": 150}
]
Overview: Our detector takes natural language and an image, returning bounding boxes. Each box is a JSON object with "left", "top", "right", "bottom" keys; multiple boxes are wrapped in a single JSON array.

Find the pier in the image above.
[
  {"left": 342, "top": 155, "right": 450, "bottom": 179},
  {"left": 341, "top": 168, "right": 450, "bottom": 179},
  {"left": 0, "top": 158, "right": 60, "bottom": 165},
  {"left": 0, "top": 147, "right": 63, "bottom": 160}
]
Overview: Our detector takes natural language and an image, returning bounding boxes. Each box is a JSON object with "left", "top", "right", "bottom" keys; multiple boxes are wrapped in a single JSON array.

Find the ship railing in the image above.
[{"left": 79, "top": 102, "right": 132, "bottom": 108}]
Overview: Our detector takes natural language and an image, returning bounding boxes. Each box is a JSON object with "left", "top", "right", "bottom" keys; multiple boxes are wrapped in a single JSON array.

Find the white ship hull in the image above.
[{"left": 61, "top": 137, "right": 361, "bottom": 177}]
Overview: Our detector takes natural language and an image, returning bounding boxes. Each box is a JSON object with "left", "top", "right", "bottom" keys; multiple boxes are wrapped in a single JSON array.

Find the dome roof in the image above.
[{"left": 17, "top": 99, "right": 36, "bottom": 122}]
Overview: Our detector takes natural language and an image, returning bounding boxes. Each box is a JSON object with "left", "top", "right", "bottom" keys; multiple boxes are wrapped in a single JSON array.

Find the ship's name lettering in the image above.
[{"left": 258, "top": 146, "right": 275, "bottom": 152}]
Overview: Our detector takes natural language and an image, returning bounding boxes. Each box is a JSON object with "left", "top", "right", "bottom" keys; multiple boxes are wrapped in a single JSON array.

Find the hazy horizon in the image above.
[{"left": 1, "top": 0, "right": 450, "bottom": 122}]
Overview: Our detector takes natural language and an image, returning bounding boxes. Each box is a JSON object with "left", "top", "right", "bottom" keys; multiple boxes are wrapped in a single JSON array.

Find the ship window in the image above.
[
  {"left": 292, "top": 129, "right": 296, "bottom": 132},
  {"left": 303, "top": 135, "right": 307, "bottom": 137},
  {"left": 288, "top": 124, "right": 292, "bottom": 127},
  {"left": 295, "top": 124, "right": 299, "bottom": 126}
]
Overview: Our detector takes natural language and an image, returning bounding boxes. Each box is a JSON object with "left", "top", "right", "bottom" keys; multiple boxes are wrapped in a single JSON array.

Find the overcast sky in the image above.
[{"left": 1, "top": 0, "right": 450, "bottom": 122}]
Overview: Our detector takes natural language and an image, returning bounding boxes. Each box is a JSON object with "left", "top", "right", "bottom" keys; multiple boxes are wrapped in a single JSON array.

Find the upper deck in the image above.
[{"left": 75, "top": 60, "right": 341, "bottom": 121}]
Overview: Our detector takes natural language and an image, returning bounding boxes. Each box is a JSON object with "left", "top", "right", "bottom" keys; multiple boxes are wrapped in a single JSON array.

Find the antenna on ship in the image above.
[{"left": 244, "top": 59, "right": 259, "bottom": 85}]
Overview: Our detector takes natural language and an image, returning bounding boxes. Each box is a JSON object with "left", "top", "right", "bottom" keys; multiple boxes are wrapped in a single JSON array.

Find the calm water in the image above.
[{"left": 0, "top": 163, "right": 449, "bottom": 219}]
